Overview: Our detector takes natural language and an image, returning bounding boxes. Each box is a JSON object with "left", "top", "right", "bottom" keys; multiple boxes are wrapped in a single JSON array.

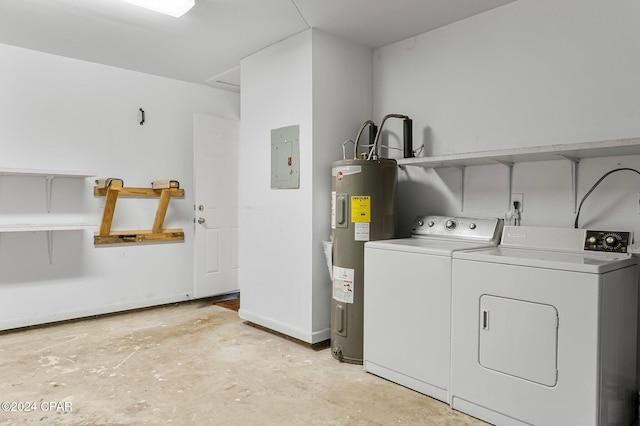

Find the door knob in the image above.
[{"left": 197, "top": 217, "right": 205, "bottom": 224}]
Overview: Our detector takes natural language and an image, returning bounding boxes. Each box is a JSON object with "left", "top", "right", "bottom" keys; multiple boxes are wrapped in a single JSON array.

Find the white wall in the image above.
[
  {"left": 373, "top": 0, "right": 640, "bottom": 236},
  {"left": 239, "top": 30, "right": 315, "bottom": 341},
  {"left": 0, "top": 43, "right": 239, "bottom": 330},
  {"left": 239, "top": 29, "right": 372, "bottom": 343}
]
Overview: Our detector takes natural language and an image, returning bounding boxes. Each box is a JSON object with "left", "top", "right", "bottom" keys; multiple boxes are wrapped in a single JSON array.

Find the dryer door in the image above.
[{"left": 479, "top": 295, "right": 558, "bottom": 386}]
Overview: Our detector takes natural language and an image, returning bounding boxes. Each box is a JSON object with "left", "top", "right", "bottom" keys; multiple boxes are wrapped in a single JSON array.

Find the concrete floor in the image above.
[{"left": 0, "top": 300, "right": 487, "bottom": 425}]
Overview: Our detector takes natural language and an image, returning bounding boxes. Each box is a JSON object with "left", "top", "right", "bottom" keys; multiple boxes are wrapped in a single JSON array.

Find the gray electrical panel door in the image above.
[{"left": 271, "top": 125, "right": 300, "bottom": 189}]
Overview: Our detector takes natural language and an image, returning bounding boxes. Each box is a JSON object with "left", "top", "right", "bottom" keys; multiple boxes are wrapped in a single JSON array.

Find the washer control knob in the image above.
[
  {"left": 587, "top": 236, "right": 598, "bottom": 245},
  {"left": 417, "top": 220, "right": 424, "bottom": 227},
  {"left": 445, "top": 219, "right": 457, "bottom": 231},
  {"left": 427, "top": 221, "right": 435, "bottom": 227},
  {"left": 469, "top": 223, "right": 477, "bottom": 230}
]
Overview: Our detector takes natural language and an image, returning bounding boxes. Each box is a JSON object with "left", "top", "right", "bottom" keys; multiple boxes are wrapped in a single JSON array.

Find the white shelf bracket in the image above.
[
  {"left": 47, "top": 230, "right": 53, "bottom": 265},
  {"left": 558, "top": 154, "right": 580, "bottom": 213},
  {"left": 45, "top": 175, "right": 55, "bottom": 213},
  {"left": 493, "top": 160, "right": 514, "bottom": 210}
]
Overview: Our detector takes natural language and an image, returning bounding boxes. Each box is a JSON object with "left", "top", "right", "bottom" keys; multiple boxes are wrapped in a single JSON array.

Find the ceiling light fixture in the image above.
[{"left": 120, "top": 0, "right": 195, "bottom": 17}]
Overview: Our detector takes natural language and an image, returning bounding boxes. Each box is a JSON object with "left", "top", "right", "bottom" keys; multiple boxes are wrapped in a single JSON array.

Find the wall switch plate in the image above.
[{"left": 511, "top": 193, "right": 524, "bottom": 212}]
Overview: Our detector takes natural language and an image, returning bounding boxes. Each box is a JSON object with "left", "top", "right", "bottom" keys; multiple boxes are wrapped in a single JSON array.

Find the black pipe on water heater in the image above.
[
  {"left": 403, "top": 118, "right": 413, "bottom": 158},
  {"left": 369, "top": 125, "right": 378, "bottom": 151}
]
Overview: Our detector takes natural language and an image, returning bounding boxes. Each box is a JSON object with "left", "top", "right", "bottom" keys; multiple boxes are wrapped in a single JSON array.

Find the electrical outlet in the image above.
[{"left": 511, "top": 193, "right": 524, "bottom": 212}]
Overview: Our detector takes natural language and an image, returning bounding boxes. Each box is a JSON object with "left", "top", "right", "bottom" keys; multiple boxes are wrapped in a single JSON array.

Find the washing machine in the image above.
[
  {"left": 450, "top": 226, "right": 638, "bottom": 426},
  {"left": 363, "top": 215, "right": 503, "bottom": 403}
]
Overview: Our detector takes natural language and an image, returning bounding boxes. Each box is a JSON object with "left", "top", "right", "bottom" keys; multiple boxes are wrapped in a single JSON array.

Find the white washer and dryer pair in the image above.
[
  {"left": 363, "top": 215, "right": 503, "bottom": 403},
  {"left": 451, "top": 226, "right": 638, "bottom": 426}
]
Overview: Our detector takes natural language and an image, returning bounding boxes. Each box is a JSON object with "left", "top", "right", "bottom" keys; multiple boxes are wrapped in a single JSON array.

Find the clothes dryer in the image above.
[
  {"left": 363, "top": 215, "right": 503, "bottom": 403},
  {"left": 450, "top": 226, "right": 638, "bottom": 426}
]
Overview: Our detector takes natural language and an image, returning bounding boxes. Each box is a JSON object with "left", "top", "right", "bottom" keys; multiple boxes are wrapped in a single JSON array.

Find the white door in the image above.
[{"left": 193, "top": 114, "right": 239, "bottom": 298}]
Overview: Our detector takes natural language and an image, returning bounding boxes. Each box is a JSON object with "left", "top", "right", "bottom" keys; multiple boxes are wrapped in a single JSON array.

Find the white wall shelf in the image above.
[
  {"left": 0, "top": 223, "right": 95, "bottom": 232},
  {"left": 0, "top": 167, "right": 96, "bottom": 212},
  {"left": 0, "top": 167, "right": 97, "bottom": 263},
  {"left": 397, "top": 137, "right": 640, "bottom": 169},
  {"left": 0, "top": 224, "right": 96, "bottom": 264},
  {"left": 0, "top": 167, "right": 96, "bottom": 178},
  {"left": 398, "top": 137, "right": 640, "bottom": 212}
]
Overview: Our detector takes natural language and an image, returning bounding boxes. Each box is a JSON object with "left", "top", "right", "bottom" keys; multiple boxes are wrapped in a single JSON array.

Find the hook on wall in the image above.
[{"left": 139, "top": 108, "right": 145, "bottom": 126}]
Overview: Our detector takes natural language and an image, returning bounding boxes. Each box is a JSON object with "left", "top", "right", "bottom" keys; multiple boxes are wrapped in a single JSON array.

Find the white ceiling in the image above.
[{"left": 0, "top": 0, "right": 516, "bottom": 91}]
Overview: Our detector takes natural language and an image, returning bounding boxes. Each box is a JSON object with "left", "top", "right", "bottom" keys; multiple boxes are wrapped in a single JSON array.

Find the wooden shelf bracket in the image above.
[{"left": 94, "top": 179, "right": 185, "bottom": 245}]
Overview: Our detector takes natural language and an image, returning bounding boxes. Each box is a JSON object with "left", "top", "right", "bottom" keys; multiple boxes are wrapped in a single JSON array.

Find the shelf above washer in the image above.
[
  {"left": 396, "top": 137, "right": 640, "bottom": 168},
  {"left": 397, "top": 137, "right": 640, "bottom": 213}
]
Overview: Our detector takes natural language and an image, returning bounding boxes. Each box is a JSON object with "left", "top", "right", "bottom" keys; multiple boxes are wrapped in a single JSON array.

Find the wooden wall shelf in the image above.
[{"left": 94, "top": 180, "right": 185, "bottom": 245}]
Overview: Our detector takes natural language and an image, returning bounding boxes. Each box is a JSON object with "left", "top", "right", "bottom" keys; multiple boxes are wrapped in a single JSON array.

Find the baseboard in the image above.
[
  {"left": 238, "top": 308, "right": 330, "bottom": 344},
  {"left": 0, "top": 294, "right": 193, "bottom": 332}
]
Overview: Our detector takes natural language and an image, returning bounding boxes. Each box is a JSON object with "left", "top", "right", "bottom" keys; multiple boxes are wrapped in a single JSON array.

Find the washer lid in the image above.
[
  {"left": 365, "top": 238, "right": 498, "bottom": 256},
  {"left": 453, "top": 246, "right": 637, "bottom": 273}
]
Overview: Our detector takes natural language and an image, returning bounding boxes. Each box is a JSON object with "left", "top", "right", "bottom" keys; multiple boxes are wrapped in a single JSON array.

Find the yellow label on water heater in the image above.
[{"left": 351, "top": 196, "right": 371, "bottom": 223}]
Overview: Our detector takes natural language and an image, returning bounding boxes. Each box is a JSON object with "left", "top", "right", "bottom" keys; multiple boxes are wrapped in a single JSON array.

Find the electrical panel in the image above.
[{"left": 270, "top": 125, "right": 300, "bottom": 189}]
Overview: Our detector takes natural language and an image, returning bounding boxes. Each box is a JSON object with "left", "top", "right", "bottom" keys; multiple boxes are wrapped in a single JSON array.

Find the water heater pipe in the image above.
[
  {"left": 353, "top": 120, "right": 377, "bottom": 159},
  {"left": 341, "top": 139, "right": 354, "bottom": 160},
  {"left": 368, "top": 114, "right": 410, "bottom": 160}
]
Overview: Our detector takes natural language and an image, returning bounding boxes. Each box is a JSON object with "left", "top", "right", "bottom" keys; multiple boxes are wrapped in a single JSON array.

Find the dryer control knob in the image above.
[
  {"left": 604, "top": 234, "right": 620, "bottom": 247},
  {"left": 469, "top": 223, "right": 477, "bottom": 230},
  {"left": 445, "top": 220, "right": 457, "bottom": 231},
  {"left": 587, "top": 236, "right": 597, "bottom": 245},
  {"left": 417, "top": 220, "right": 424, "bottom": 227},
  {"left": 427, "top": 221, "right": 435, "bottom": 227}
]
